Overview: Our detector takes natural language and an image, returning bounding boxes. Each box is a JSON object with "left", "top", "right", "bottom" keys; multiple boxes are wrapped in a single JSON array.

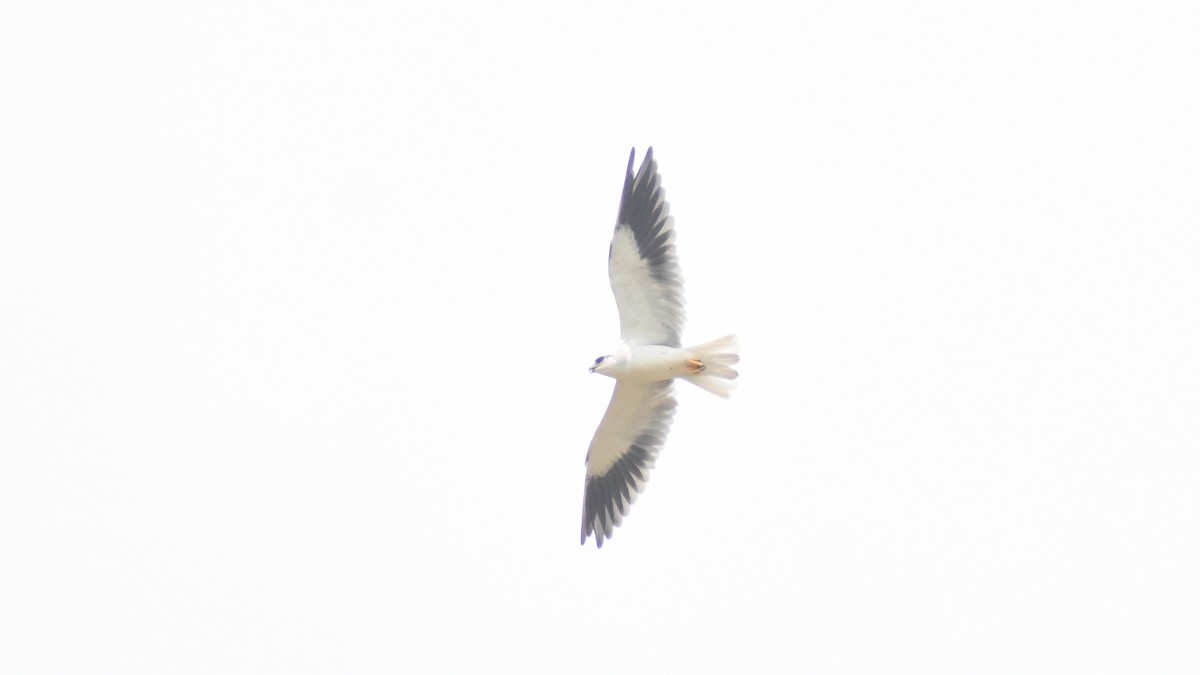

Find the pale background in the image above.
[{"left": 2, "top": 2, "right": 1197, "bottom": 673}]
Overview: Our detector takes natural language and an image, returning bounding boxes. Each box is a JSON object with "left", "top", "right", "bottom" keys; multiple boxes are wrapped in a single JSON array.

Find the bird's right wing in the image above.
[
  {"left": 608, "top": 148, "right": 686, "bottom": 347},
  {"left": 581, "top": 380, "right": 676, "bottom": 548}
]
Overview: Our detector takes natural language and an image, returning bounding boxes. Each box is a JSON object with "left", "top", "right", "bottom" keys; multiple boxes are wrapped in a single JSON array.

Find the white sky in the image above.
[{"left": 2, "top": 1, "right": 1198, "bottom": 673}]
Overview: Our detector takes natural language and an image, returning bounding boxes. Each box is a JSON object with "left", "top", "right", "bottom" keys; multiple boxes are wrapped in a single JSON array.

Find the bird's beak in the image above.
[{"left": 589, "top": 365, "right": 597, "bottom": 373}]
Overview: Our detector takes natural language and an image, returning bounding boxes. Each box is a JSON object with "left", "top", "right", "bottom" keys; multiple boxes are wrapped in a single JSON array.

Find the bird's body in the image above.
[
  {"left": 581, "top": 148, "right": 738, "bottom": 548},
  {"left": 592, "top": 344, "right": 695, "bottom": 382}
]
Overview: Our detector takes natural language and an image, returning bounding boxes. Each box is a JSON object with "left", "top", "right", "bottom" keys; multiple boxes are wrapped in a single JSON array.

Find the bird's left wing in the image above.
[
  {"left": 581, "top": 380, "right": 676, "bottom": 547},
  {"left": 609, "top": 148, "right": 686, "bottom": 347}
]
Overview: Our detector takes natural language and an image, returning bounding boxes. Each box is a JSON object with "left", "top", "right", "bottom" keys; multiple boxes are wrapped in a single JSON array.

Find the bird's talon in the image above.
[{"left": 686, "top": 358, "right": 706, "bottom": 373}]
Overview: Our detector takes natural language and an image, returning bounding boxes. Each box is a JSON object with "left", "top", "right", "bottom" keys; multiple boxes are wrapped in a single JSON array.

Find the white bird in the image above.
[{"left": 582, "top": 148, "right": 739, "bottom": 548}]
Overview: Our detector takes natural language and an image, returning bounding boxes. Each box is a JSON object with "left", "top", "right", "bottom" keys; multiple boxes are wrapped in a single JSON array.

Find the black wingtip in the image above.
[
  {"left": 581, "top": 526, "right": 607, "bottom": 548},
  {"left": 634, "top": 148, "right": 656, "bottom": 186},
  {"left": 627, "top": 147, "right": 657, "bottom": 175}
]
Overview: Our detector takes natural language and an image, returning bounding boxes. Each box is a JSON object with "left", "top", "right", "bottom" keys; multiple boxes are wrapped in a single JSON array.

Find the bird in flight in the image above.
[{"left": 582, "top": 148, "right": 739, "bottom": 548}]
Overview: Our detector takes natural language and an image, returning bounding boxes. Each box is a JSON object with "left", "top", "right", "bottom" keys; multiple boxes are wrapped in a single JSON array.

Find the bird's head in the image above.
[
  {"left": 589, "top": 351, "right": 628, "bottom": 375},
  {"left": 590, "top": 344, "right": 630, "bottom": 376}
]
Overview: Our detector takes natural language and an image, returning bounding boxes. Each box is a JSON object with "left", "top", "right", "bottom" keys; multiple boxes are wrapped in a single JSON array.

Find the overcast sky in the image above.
[{"left": 2, "top": 2, "right": 1198, "bottom": 673}]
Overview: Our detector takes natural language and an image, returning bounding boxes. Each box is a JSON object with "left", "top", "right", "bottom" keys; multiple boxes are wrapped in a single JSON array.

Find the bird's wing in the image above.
[
  {"left": 581, "top": 380, "right": 676, "bottom": 547},
  {"left": 609, "top": 148, "right": 686, "bottom": 347}
]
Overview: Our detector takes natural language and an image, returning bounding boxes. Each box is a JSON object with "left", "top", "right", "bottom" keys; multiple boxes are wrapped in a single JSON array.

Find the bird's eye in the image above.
[{"left": 594, "top": 356, "right": 605, "bottom": 365}]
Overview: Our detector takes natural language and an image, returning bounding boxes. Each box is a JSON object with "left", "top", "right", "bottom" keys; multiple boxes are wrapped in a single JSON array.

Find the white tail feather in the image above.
[{"left": 682, "top": 334, "right": 740, "bottom": 398}]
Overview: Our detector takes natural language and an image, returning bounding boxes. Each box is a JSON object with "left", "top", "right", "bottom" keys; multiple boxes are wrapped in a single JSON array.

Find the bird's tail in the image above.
[{"left": 682, "top": 334, "right": 740, "bottom": 398}]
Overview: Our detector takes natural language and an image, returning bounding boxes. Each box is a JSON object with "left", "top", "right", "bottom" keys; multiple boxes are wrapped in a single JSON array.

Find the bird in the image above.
[{"left": 581, "top": 147, "right": 739, "bottom": 548}]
